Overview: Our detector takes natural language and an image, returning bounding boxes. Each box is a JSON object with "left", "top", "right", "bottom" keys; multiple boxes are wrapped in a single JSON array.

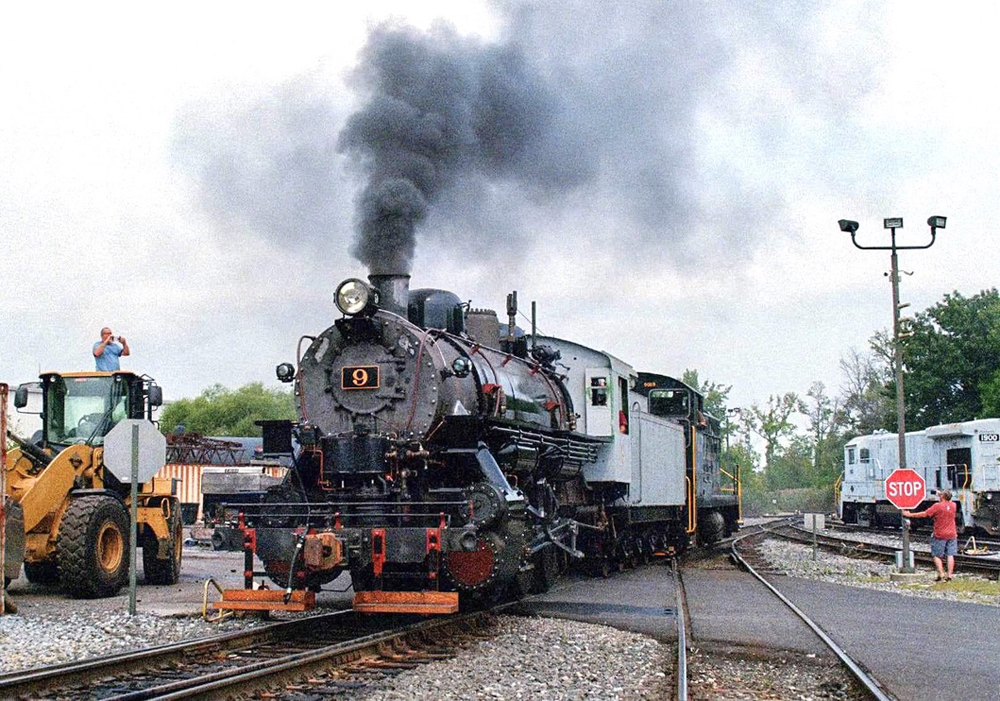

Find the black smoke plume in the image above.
[
  {"left": 174, "top": 2, "right": 885, "bottom": 278},
  {"left": 338, "top": 22, "right": 590, "bottom": 275}
]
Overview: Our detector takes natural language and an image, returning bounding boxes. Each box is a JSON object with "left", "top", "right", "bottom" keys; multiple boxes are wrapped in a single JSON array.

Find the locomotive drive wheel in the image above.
[
  {"left": 23, "top": 559, "right": 60, "bottom": 585},
  {"left": 57, "top": 495, "right": 130, "bottom": 598},
  {"left": 143, "top": 505, "right": 183, "bottom": 585}
]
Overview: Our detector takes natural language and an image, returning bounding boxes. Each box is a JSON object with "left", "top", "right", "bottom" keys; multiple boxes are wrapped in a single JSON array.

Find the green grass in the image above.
[{"left": 896, "top": 576, "right": 1000, "bottom": 597}]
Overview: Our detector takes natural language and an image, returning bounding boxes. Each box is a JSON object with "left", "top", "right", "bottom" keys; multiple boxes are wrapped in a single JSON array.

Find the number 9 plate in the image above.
[{"left": 341, "top": 365, "right": 380, "bottom": 390}]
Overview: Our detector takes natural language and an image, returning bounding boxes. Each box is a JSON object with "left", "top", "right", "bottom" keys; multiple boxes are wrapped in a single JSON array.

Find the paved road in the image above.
[
  {"left": 777, "top": 577, "right": 1000, "bottom": 701},
  {"left": 518, "top": 558, "right": 1000, "bottom": 701},
  {"left": 682, "top": 567, "right": 831, "bottom": 656}
]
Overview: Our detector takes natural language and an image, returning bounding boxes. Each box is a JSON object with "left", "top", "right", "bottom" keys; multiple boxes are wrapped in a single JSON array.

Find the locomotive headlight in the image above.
[{"left": 335, "top": 278, "right": 376, "bottom": 316}]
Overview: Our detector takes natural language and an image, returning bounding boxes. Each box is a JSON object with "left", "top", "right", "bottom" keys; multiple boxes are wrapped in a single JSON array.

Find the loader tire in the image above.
[
  {"left": 143, "top": 505, "right": 183, "bottom": 585},
  {"left": 24, "top": 560, "right": 60, "bottom": 585},
  {"left": 57, "top": 495, "right": 129, "bottom": 598}
]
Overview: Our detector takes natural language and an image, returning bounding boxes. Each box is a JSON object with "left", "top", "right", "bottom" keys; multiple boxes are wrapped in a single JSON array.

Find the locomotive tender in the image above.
[
  {"left": 839, "top": 419, "right": 1000, "bottom": 534},
  {"left": 248, "top": 275, "right": 741, "bottom": 613}
]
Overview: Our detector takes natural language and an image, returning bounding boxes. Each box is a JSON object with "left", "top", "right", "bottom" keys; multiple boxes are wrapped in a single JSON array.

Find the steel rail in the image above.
[
  {"left": 731, "top": 529, "right": 894, "bottom": 701},
  {"left": 829, "top": 519, "right": 1000, "bottom": 552},
  {"left": 126, "top": 610, "right": 493, "bottom": 700},
  {"left": 672, "top": 559, "right": 688, "bottom": 701},
  {"left": 0, "top": 609, "right": 353, "bottom": 697}
]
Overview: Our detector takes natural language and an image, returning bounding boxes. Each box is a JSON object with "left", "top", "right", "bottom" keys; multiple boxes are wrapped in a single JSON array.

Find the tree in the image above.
[
  {"left": 838, "top": 347, "right": 893, "bottom": 435},
  {"left": 741, "top": 392, "right": 805, "bottom": 474},
  {"left": 681, "top": 368, "right": 731, "bottom": 419},
  {"left": 804, "top": 381, "right": 846, "bottom": 486},
  {"left": 767, "top": 434, "right": 812, "bottom": 490},
  {"left": 899, "top": 289, "right": 1000, "bottom": 428},
  {"left": 160, "top": 383, "right": 296, "bottom": 437}
]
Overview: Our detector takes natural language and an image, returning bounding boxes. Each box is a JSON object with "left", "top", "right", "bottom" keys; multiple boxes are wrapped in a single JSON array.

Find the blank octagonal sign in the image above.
[{"left": 103, "top": 419, "right": 167, "bottom": 484}]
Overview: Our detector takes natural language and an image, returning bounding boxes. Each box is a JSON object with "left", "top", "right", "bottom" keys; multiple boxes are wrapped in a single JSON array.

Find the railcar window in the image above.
[
  {"left": 847, "top": 447, "right": 855, "bottom": 465},
  {"left": 648, "top": 389, "right": 688, "bottom": 417},
  {"left": 590, "top": 377, "right": 607, "bottom": 406},
  {"left": 859, "top": 448, "right": 870, "bottom": 463}
]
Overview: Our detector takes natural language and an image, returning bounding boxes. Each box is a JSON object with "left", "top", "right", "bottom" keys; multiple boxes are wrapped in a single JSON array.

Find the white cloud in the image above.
[{"left": 1, "top": 0, "right": 997, "bottom": 421}]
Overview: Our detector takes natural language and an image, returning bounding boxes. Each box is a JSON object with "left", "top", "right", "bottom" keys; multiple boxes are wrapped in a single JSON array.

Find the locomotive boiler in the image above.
[{"left": 243, "top": 274, "right": 740, "bottom": 613}]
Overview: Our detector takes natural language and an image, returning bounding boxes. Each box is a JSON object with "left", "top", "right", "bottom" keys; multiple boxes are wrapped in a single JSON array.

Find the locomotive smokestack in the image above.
[{"left": 368, "top": 273, "right": 410, "bottom": 317}]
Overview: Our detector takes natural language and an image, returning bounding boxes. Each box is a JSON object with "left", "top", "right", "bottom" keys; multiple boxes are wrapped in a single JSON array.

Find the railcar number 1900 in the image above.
[
  {"left": 341, "top": 365, "right": 380, "bottom": 390},
  {"left": 979, "top": 433, "right": 1000, "bottom": 442}
]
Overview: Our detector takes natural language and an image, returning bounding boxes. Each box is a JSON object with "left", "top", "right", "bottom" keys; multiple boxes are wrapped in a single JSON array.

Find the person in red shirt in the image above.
[{"left": 903, "top": 490, "right": 958, "bottom": 581}]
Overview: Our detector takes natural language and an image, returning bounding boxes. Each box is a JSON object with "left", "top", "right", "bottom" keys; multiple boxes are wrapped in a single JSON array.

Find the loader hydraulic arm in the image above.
[{"left": 6, "top": 430, "right": 51, "bottom": 467}]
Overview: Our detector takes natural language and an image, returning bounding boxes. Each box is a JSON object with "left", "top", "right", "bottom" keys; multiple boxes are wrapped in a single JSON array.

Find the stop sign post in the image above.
[{"left": 885, "top": 468, "right": 926, "bottom": 574}]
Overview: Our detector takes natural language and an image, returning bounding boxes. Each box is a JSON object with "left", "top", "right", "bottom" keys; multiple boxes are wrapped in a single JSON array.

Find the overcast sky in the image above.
[{"left": 2, "top": 1, "right": 997, "bottom": 417}]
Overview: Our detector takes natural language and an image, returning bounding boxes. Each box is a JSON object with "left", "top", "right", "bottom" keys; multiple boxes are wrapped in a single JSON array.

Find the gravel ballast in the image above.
[
  {"left": 333, "top": 615, "right": 672, "bottom": 700},
  {"left": 1, "top": 526, "right": 991, "bottom": 699}
]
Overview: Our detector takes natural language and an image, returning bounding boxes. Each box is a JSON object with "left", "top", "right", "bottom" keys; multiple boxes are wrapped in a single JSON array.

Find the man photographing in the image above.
[{"left": 93, "top": 327, "right": 130, "bottom": 371}]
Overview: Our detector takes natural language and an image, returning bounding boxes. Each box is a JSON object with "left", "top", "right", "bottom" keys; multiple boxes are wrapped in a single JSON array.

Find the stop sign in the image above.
[{"left": 884, "top": 468, "right": 926, "bottom": 510}]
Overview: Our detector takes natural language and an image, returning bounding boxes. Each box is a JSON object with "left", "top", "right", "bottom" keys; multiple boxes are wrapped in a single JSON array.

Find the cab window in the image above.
[
  {"left": 590, "top": 377, "right": 608, "bottom": 406},
  {"left": 44, "top": 375, "right": 130, "bottom": 446},
  {"left": 649, "top": 389, "right": 688, "bottom": 417}
]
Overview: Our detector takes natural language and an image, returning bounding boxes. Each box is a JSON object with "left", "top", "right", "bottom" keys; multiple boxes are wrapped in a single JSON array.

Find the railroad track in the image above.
[
  {"left": 827, "top": 519, "right": 1000, "bottom": 553},
  {"left": 775, "top": 521, "right": 1000, "bottom": 579},
  {"left": 0, "top": 608, "right": 498, "bottom": 699},
  {"left": 730, "top": 529, "right": 892, "bottom": 701}
]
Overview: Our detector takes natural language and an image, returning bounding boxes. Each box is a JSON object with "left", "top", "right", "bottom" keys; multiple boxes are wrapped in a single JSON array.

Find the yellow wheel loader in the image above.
[{"left": 4, "top": 372, "right": 182, "bottom": 598}]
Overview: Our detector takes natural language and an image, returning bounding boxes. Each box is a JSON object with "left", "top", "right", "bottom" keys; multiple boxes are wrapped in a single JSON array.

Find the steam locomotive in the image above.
[{"left": 244, "top": 275, "right": 741, "bottom": 613}]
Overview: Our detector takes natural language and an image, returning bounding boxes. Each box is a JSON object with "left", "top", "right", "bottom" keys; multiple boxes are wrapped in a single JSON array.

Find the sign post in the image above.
[
  {"left": 104, "top": 419, "right": 166, "bottom": 615},
  {"left": 884, "top": 468, "right": 926, "bottom": 574}
]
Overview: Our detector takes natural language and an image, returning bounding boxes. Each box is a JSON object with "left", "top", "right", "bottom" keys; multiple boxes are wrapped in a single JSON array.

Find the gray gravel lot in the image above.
[{"left": 2, "top": 526, "right": 988, "bottom": 699}]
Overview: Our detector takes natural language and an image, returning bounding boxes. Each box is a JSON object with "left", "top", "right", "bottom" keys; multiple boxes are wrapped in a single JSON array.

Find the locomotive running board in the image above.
[
  {"left": 353, "top": 591, "right": 459, "bottom": 615},
  {"left": 211, "top": 589, "right": 316, "bottom": 613}
]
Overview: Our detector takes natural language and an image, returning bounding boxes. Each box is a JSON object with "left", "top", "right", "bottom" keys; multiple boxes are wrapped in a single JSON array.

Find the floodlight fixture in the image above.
[
  {"left": 884, "top": 217, "right": 903, "bottom": 229},
  {"left": 838, "top": 219, "right": 859, "bottom": 233},
  {"left": 927, "top": 216, "right": 946, "bottom": 230}
]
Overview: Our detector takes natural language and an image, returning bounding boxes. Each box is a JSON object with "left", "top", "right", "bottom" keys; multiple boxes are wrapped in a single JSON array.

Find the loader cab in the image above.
[{"left": 37, "top": 372, "right": 161, "bottom": 448}]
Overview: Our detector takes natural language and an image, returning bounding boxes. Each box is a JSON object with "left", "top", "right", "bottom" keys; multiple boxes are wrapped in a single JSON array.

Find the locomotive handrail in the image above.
[
  {"left": 228, "top": 499, "right": 473, "bottom": 527},
  {"left": 686, "top": 425, "right": 698, "bottom": 534},
  {"left": 227, "top": 500, "right": 469, "bottom": 508}
]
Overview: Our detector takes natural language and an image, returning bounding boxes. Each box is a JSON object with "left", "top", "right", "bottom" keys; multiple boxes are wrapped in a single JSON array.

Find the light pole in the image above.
[
  {"left": 724, "top": 407, "right": 742, "bottom": 454},
  {"left": 724, "top": 407, "right": 743, "bottom": 523},
  {"left": 837, "top": 215, "right": 946, "bottom": 573}
]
